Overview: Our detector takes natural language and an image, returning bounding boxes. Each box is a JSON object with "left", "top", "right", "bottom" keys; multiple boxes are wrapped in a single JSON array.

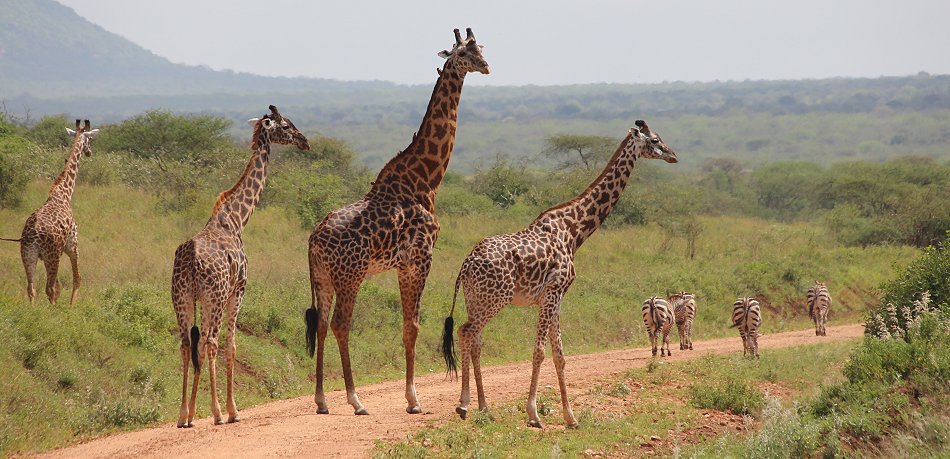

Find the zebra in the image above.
[
  {"left": 806, "top": 281, "right": 832, "bottom": 336},
  {"left": 669, "top": 292, "right": 697, "bottom": 350},
  {"left": 731, "top": 297, "right": 761, "bottom": 359},
  {"left": 642, "top": 296, "right": 673, "bottom": 357}
]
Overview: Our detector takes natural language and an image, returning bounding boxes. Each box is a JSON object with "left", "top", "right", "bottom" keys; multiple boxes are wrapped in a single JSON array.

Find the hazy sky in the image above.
[{"left": 56, "top": 0, "right": 950, "bottom": 86}]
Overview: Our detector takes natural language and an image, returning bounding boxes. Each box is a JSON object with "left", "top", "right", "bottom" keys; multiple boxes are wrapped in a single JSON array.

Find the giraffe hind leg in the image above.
[
  {"left": 43, "top": 254, "right": 61, "bottom": 305},
  {"left": 20, "top": 244, "right": 38, "bottom": 304}
]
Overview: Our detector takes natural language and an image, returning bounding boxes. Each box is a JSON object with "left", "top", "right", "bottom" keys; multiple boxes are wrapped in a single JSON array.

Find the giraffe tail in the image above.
[
  {"left": 190, "top": 325, "right": 200, "bottom": 370},
  {"left": 441, "top": 264, "right": 464, "bottom": 378},
  {"left": 305, "top": 273, "right": 320, "bottom": 358},
  {"left": 0, "top": 237, "right": 21, "bottom": 242}
]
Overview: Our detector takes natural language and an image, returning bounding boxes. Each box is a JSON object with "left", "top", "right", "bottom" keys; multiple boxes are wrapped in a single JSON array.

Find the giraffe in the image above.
[
  {"left": 304, "top": 28, "right": 490, "bottom": 416},
  {"left": 441, "top": 120, "right": 678, "bottom": 428},
  {"left": 171, "top": 106, "right": 309, "bottom": 428},
  {"left": 1, "top": 120, "right": 99, "bottom": 307}
]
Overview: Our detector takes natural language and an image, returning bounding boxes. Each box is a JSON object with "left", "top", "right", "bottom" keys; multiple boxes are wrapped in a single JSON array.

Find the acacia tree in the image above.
[{"left": 542, "top": 134, "right": 616, "bottom": 171}]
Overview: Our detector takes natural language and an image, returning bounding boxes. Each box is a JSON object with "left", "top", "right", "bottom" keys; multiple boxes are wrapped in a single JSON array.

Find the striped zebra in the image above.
[
  {"left": 642, "top": 296, "right": 673, "bottom": 357},
  {"left": 669, "top": 292, "right": 697, "bottom": 350},
  {"left": 806, "top": 281, "right": 832, "bottom": 336},
  {"left": 731, "top": 297, "right": 761, "bottom": 359}
]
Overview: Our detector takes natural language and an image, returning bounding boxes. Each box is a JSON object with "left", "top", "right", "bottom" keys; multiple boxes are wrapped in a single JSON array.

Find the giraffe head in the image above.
[
  {"left": 631, "top": 120, "right": 677, "bottom": 163},
  {"left": 64, "top": 119, "right": 100, "bottom": 157},
  {"left": 247, "top": 105, "right": 310, "bottom": 150},
  {"left": 437, "top": 28, "right": 490, "bottom": 75}
]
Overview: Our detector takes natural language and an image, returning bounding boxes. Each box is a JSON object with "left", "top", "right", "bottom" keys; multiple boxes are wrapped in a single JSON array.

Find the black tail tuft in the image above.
[
  {"left": 305, "top": 307, "right": 319, "bottom": 358},
  {"left": 441, "top": 316, "right": 458, "bottom": 378},
  {"left": 190, "top": 325, "right": 200, "bottom": 371}
]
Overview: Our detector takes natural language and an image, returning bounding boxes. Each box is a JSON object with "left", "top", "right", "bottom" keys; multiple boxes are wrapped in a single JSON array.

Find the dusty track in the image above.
[{"left": 42, "top": 323, "right": 864, "bottom": 458}]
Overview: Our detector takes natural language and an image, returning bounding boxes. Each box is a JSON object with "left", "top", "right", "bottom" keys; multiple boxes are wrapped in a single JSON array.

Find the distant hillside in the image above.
[
  {"left": 2, "top": 0, "right": 949, "bottom": 172},
  {"left": 0, "top": 0, "right": 389, "bottom": 97}
]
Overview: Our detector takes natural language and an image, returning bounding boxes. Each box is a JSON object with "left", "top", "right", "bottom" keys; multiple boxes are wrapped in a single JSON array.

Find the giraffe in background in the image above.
[
  {"left": 172, "top": 106, "right": 309, "bottom": 427},
  {"left": 1, "top": 120, "right": 99, "bottom": 307},
  {"left": 305, "top": 28, "right": 490, "bottom": 416},
  {"left": 442, "top": 120, "right": 678, "bottom": 428}
]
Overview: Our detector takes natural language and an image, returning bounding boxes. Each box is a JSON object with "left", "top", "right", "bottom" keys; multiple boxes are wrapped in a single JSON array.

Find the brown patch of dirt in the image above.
[{"left": 39, "top": 324, "right": 864, "bottom": 458}]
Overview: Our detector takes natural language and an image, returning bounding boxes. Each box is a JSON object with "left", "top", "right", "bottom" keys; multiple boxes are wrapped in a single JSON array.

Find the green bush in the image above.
[
  {"left": 25, "top": 115, "right": 71, "bottom": 148},
  {"left": 688, "top": 377, "right": 765, "bottom": 415},
  {"left": 0, "top": 134, "right": 33, "bottom": 208},
  {"left": 867, "top": 236, "right": 949, "bottom": 338},
  {"left": 436, "top": 185, "right": 494, "bottom": 216},
  {"left": 96, "top": 110, "right": 232, "bottom": 160},
  {"left": 470, "top": 157, "right": 530, "bottom": 208}
]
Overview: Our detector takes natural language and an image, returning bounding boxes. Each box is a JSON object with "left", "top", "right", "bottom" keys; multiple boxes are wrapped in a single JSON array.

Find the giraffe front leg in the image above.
[
  {"left": 548, "top": 319, "right": 577, "bottom": 428},
  {"left": 65, "top": 245, "right": 81, "bottom": 307},
  {"left": 526, "top": 315, "right": 552, "bottom": 429},
  {"left": 331, "top": 287, "right": 367, "bottom": 415},
  {"left": 398, "top": 263, "right": 430, "bottom": 414},
  {"left": 225, "top": 286, "right": 245, "bottom": 423}
]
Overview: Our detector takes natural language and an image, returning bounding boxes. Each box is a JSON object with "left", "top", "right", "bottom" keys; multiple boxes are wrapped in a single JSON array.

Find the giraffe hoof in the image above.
[
  {"left": 354, "top": 408, "right": 369, "bottom": 416},
  {"left": 316, "top": 407, "right": 330, "bottom": 415},
  {"left": 455, "top": 406, "right": 467, "bottom": 420},
  {"left": 214, "top": 418, "right": 224, "bottom": 426},
  {"left": 227, "top": 415, "right": 240, "bottom": 424},
  {"left": 406, "top": 406, "right": 422, "bottom": 414},
  {"left": 566, "top": 422, "right": 580, "bottom": 430},
  {"left": 176, "top": 421, "right": 193, "bottom": 428},
  {"left": 527, "top": 419, "right": 543, "bottom": 429}
]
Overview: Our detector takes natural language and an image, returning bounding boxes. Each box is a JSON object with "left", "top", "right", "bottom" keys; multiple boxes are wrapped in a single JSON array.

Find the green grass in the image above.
[
  {"left": 0, "top": 182, "right": 917, "bottom": 455},
  {"left": 373, "top": 340, "right": 861, "bottom": 458}
]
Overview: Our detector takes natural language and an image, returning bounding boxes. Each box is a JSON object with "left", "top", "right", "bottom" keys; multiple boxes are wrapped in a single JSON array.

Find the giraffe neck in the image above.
[
  {"left": 533, "top": 132, "right": 640, "bottom": 252},
  {"left": 208, "top": 124, "right": 271, "bottom": 233},
  {"left": 371, "top": 60, "right": 466, "bottom": 200},
  {"left": 48, "top": 134, "right": 85, "bottom": 204}
]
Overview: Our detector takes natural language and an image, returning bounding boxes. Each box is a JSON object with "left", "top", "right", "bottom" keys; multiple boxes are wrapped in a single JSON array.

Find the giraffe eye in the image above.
[{"left": 651, "top": 138, "right": 660, "bottom": 144}]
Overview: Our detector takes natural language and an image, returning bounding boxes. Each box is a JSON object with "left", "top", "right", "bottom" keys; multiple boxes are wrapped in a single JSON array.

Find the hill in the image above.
[{"left": 2, "top": 0, "right": 950, "bottom": 172}]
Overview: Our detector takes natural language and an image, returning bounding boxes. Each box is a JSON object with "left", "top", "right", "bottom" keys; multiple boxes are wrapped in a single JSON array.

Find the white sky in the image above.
[{"left": 56, "top": 0, "right": 950, "bottom": 86}]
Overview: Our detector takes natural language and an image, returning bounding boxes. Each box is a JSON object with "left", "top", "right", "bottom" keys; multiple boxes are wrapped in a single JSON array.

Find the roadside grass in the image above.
[
  {"left": 373, "top": 340, "right": 860, "bottom": 458},
  {"left": 0, "top": 182, "right": 915, "bottom": 454}
]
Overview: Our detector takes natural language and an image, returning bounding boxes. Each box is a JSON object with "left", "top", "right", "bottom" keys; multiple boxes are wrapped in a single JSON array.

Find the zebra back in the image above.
[
  {"left": 732, "top": 297, "right": 761, "bottom": 334},
  {"left": 642, "top": 296, "right": 672, "bottom": 332},
  {"left": 670, "top": 291, "right": 696, "bottom": 324},
  {"left": 806, "top": 282, "right": 831, "bottom": 318}
]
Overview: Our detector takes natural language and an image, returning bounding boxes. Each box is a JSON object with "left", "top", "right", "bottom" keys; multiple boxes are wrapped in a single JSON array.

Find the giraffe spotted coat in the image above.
[{"left": 443, "top": 120, "right": 678, "bottom": 428}]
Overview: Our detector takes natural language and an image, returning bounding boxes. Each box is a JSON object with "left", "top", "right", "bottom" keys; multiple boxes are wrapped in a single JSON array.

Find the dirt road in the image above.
[{"left": 42, "top": 323, "right": 864, "bottom": 458}]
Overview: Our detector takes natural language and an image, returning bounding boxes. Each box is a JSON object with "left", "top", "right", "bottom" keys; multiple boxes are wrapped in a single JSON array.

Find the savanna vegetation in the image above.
[{"left": 0, "top": 104, "right": 945, "bottom": 456}]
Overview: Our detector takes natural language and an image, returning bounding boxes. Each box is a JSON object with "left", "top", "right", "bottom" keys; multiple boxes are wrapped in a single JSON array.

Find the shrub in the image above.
[
  {"left": 470, "top": 157, "right": 530, "bottom": 208},
  {"left": 688, "top": 377, "right": 764, "bottom": 415},
  {"left": 96, "top": 110, "right": 232, "bottom": 161},
  {"left": 25, "top": 115, "right": 71, "bottom": 148},
  {"left": 866, "top": 235, "right": 949, "bottom": 338},
  {"left": 0, "top": 134, "right": 33, "bottom": 208}
]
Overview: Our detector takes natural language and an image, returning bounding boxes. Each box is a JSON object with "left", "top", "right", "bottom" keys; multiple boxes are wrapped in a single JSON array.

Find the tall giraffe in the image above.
[
  {"left": 305, "top": 28, "right": 490, "bottom": 416},
  {"left": 442, "top": 121, "right": 678, "bottom": 428},
  {"left": 172, "top": 106, "right": 309, "bottom": 428},
  {"left": 1, "top": 120, "right": 99, "bottom": 307}
]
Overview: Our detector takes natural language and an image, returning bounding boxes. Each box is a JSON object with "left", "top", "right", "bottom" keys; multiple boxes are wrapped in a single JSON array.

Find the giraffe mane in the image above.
[
  {"left": 48, "top": 127, "right": 87, "bottom": 195},
  {"left": 533, "top": 131, "right": 636, "bottom": 220},
  {"left": 211, "top": 120, "right": 265, "bottom": 216}
]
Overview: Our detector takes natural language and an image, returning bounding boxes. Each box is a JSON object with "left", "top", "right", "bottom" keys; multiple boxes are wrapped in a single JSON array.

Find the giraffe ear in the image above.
[
  {"left": 66, "top": 128, "right": 77, "bottom": 136},
  {"left": 85, "top": 129, "right": 100, "bottom": 139},
  {"left": 438, "top": 49, "right": 452, "bottom": 59},
  {"left": 247, "top": 118, "right": 261, "bottom": 128}
]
